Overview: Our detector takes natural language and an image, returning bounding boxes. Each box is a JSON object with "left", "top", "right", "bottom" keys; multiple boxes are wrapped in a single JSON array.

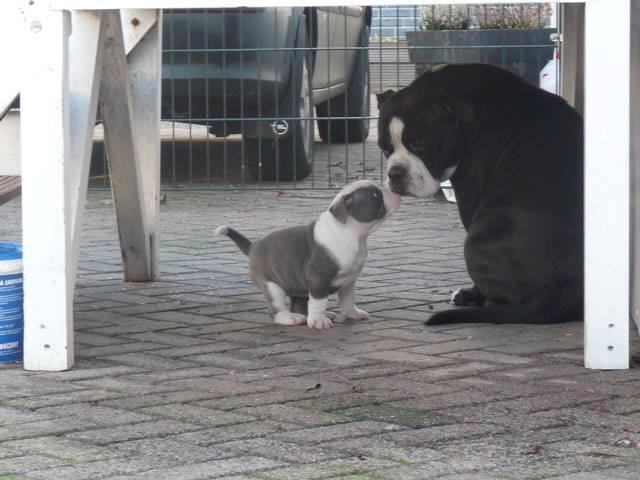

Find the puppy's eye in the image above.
[{"left": 409, "top": 140, "right": 426, "bottom": 152}]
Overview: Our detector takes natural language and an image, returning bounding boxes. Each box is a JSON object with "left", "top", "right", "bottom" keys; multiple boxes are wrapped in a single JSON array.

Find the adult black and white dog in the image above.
[
  {"left": 216, "top": 180, "right": 400, "bottom": 330},
  {"left": 377, "top": 63, "right": 583, "bottom": 325}
]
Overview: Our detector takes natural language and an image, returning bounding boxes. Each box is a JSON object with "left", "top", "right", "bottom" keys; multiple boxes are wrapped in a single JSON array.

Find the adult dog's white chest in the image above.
[{"left": 314, "top": 212, "right": 368, "bottom": 287}]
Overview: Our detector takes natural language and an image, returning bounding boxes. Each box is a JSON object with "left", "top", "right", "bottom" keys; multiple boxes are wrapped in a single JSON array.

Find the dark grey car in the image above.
[{"left": 162, "top": 7, "right": 371, "bottom": 181}]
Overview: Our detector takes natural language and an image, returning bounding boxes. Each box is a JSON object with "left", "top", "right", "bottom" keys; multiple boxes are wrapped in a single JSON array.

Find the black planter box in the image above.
[{"left": 405, "top": 28, "right": 555, "bottom": 85}]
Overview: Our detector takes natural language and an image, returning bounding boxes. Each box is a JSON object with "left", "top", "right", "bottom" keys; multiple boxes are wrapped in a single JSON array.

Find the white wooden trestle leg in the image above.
[
  {"left": 99, "top": 10, "right": 159, "bottom": 282},
  {"left": 126, "top": 10, "right": 162, "bottom": 280},
  {"left": 21, "top": 6, "right": 74, "bottom": 371},
  {"left": 583, "top": 0, "right": 630, "bottom": 369}
]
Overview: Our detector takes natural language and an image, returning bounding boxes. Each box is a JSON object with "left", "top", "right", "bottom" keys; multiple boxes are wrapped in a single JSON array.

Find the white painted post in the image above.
[
  {"left": 584, "top": 0, "right": 630, "bottom": 369},
  {"left": 630, "top": 0, "right": 640, "bottom": 336},
  {"left": 68, "top": 11, "right": 105, "bottom": 289},
  {"left": 126, "top": 10, "right": 162, "bottom": 280},
  {"left": 99, "top": 10, "right": 153, "bottom": 282},
  {"left": 20, "top": 5, "right": 74, "bottom": 371}
]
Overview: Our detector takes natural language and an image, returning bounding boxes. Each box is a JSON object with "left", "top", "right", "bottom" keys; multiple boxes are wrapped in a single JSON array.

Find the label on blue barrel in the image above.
[
  {"left": 0, "top": 272, "right": 23, "bottom": 362},
  {"left": 0, "top": 331, "right": 22, "bottom": 361},
  {"left": 0, "top": 274, "right": 23, "bottom": 310}
]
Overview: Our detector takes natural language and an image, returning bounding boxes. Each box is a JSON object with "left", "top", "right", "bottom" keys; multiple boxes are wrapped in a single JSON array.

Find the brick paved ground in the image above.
[{"left": 0, "top": 190, "right": 639, "bottom": 480}]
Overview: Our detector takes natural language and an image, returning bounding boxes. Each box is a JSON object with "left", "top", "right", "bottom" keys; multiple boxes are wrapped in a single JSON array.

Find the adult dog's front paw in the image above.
[
  {"left": 451, "top": 287, "right": 486, "bottom": 307},
  {"left": 307, "top": 314, "right": 334, "bottom": 330},
  {"left": 343, "top": 307, "right": 370, "bottom": 321},
  {"left": 274, "top": 311, "right": 307, "bottom": 326}
]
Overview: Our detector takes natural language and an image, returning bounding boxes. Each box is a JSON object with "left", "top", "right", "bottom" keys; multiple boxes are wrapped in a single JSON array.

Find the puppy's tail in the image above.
[
  {"left": 215, "top": 226, "right": 252, "bottom": 257},
  {"left": 425, "top": 302, "right": 581, "bottom": 326}
]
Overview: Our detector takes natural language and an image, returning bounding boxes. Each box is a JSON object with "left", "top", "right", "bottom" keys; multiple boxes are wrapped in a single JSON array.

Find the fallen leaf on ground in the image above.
[
  {"left": 276, "top": 191, "right": 292, "bottom": 197},
  {"left": 521, "top": 446, "right": 542, "bottom": 455},
  {"left": 305, "top": 383, "right": 321, "bottom": 391},
  {"left": 582, "top": 451, "right": 619, "bottom": 458},
  {"left": 622, "top": 425, "right": 640, "bottom": 433}
]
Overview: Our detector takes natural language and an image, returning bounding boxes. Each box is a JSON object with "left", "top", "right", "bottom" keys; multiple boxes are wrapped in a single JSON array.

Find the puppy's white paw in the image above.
[
  {"left": 274, "top": 311, "right": 307, "bottom": 326},
  {"left": 343, "top": 307, "right": 370, "bottom": 321},
  {"left": 307, "top": 314, "right": 334, "bottom": 330}
]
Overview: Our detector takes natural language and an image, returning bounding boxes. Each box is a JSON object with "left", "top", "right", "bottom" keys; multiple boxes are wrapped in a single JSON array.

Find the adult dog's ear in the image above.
[
  {"left": 437, "top": 95, "right": 474, "bottom": 123},
  {"left": 329, "top": 197, "right": 348, "bottom": 224},
  {"left": 376, "top": 89, "right": 395, "bottom": 109}
]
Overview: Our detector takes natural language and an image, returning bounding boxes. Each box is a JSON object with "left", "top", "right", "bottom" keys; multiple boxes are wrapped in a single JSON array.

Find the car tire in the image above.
[
  {"left": 316, "top": 25, "right": 370, "bottom": 144},
  {"left": 245, "top": 21, "right": 314, "bottom": 182}
]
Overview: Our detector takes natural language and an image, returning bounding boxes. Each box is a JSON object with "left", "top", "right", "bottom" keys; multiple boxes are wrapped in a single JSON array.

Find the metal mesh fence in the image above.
[{"left": 90, "top": 4, "right": 558, "bottom": 191}]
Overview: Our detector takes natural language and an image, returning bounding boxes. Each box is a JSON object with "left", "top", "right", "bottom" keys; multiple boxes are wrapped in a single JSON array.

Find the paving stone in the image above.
[
  {"left": 338, "top": 404, "right": 456, "bottom": 429},
  {"left": 235, "top": 404, "right": 350, "bottom": 427},
  {"left": 321, "top": 435, "right": 444, "bottom": 464},
  {"left": 138, "top": 404, "right": 254, "bottom": 427},
  {"left": 441, "top": 350, "right": 537, "bottom": 365},
  {"left": 148, "top": 342, "right": 245, "bottom": 358},
  {"left": 32, "top": 365, "right": 142, "bottom": 381},
  {"left": 289, "top": 391, "right": 413, "bottom": 413},
  {"left": 26, "top": 455, "right": 181, "bottom": 480},
  {"left": 66, "top": 420, "right": 202, "bottom": 445},
  {"left": 0, "top": 455, "right": 69, "bottom": 475},
  {"left": 358, "top": 350, "right": 456, "bottom": 366},
  {"left": 109, "top": 456, "right": 285, "bottom": 480},
  {"left": 95, "top": 353, "right": 199, "bottom": 370},
  {"left": 245, "top": 456, "right": 399, "bottom": 480},
  {"left": 273, "top": 421, "right": 404, "bottom": 444},
  {"left": 0, "top": 418, "right": 97, "bottom": 442},
  {"left": 218, "top": 438, "right": 345, "bottom": 463},
  {"left": 3, "top": 436, "right": 124, "bottom": 462},
  {"left": 383, "top": 423, "right": 508, "bottom": 447},
  {"left": 36, "top": 403, "right": 154, "bottom": 426},
  {"left": 0, "top": 406, "right": 53, "bottom": 425},
  {"left": 72, "top": 377, "right": 180, "bottom": 395},
  {"left": 194, "top": 390, "right": 317, "bottom": 411},
  {"left": 170, "top": 420, "right": 303, "bottom": 446},
  {"left": 0, "top": 373, "right": 86, "bottom": 399},
  {"left": 100, "top": 390, "right": 223, "bottom": 410},
  {"left": 119, "top": 366, "right": 229, "bottom": 383},
  {"left": 2, "top": 389, "right": 128, "bottom": 410},
  {"left": 109, "top": 437, "right": 229, "bottom": 463},
  {"left": 159, "top": 378, "right": 272, "bottom": 396}
]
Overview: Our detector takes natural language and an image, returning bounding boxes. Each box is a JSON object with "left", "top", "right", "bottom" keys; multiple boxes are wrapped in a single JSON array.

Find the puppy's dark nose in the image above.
[{"left": 387, "top": 165, "right": 407, "bottom": 183}]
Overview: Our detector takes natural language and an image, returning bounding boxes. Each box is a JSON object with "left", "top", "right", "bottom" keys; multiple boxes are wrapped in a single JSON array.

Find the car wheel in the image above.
[
  {"left": 316, "top": 25, "right": 370, "bottom": 144},
  {"left": 245, "top": 23, "right": 314, "bottom": 182}
]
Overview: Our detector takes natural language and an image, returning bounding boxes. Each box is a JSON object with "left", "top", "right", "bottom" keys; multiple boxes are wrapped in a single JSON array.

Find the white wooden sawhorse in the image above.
[{"left": 5, "top": 0, "right": 636, "bottom": 371}]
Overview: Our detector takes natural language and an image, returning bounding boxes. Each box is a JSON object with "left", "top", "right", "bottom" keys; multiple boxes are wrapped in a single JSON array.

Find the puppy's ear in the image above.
[
  {"left": 437, "top": 95, "right": 473, "bottom": 123},
  {"left": 329, "top": 197, "right": 349, "bottom": 224},
  {"left": 376, "top": 89, "right": 395, "bottom": 109}
]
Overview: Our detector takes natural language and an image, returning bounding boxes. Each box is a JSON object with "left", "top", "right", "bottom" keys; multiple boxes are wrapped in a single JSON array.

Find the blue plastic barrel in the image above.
[{"left": 0, "top": 242, "right": 23, "bottom": 362}]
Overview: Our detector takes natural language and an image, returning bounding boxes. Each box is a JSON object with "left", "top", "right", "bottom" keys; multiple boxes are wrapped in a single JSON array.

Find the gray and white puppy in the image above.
[{"left": 215, "top": 180, "right": 400, "bottom": 330}]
